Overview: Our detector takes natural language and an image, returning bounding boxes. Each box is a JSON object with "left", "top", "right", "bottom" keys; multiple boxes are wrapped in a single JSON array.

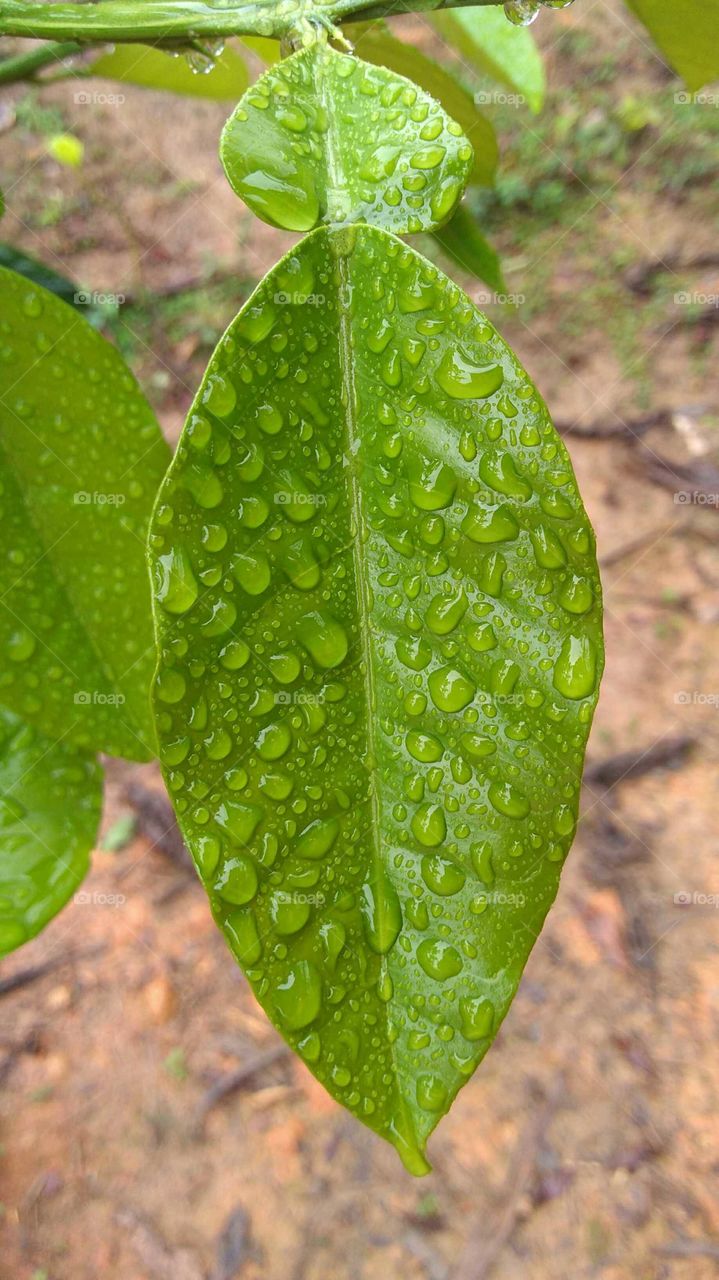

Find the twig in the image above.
[
  {"left": 195, "top": 1043, "right": 290, "bottom": 1131},
  {"left": 123, "top": 780, "right": 193, "bottom": 872},
  {"left": 0, "top": 956, "right": 62, "bottom": 997},
  {"left": 584, "top": 736, "right": 694, "bottom": 792},
  {"left": 452, "top": 1077, "right": 564, "bottom": 1280}
]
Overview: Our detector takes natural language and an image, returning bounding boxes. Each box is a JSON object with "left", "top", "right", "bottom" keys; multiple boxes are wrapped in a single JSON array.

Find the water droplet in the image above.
[
  {"left": 421, "top": 852, "right": 465, "bottom": 895},
  {"left": 416, "top": 1074, "right": 448, "bottom": 1112},
  {"left": 428, "top": 666, "right": 475, "bottom": 713},
  {"left": 215, "top": 854, "right": 258, "bottom": 905},
  {"left": 360, "top": 873, "right": 402, "bottom": 954},
  {"left": 274, "top": 960, "right": 322, "bottom": 1029},
  {"left": 406, "top": 731, "right": 443, "bottom": 763},
  {"left": 553, "top": 633, "right": 597, "bottom": 699},
  {"left": 436, "top": 348, "right": 504, "bottom": 399},
  {"left": 417, "top": 937, "right": 463, "bottom": 981},
  {"left": 488, "top": 780, "right": 530, "bottom": 819},
  {"left": 154, "top": 546, "right": 198, "bottom": 614},
  {"left": 411, "top": 803, "right": 447, "bottom": 848},
  {"left": 296, "top": 816, "right": 340, "bottom": 860},
  {"left": 298, "top": 611, "right": 348, "bottom": 669},
  {"left": 459, "top": 996, "right": 494, "bottom": 1041}
]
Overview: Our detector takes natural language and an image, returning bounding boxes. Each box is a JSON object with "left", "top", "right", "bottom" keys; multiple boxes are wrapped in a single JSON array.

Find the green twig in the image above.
[
  {"left": 0, "top": 0, "right": 503, "bottom": 46},
  {"left": 0, "top": 38, "right": 81, "bottom": 84}
]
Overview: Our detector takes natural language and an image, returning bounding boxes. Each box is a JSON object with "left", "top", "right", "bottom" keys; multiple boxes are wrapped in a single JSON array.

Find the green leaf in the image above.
[
  {"left": 625, "top": 0, "right": 719, "bottom": 91},
  {"left": 220, "top": 44, "right": 473, "bottom": 234},
  {"left": 0, "top": 243, "right": 105, "bottom": 326},
  {"left": 348, "top": 23, "right": 498, "bottom": 188},
  {"left": 431, "top": 204, "right": 506, "bottom": 294},
  {"left": 0, "top": 705, "right": 101, "bottom": 958},
  {"left": 0, "top": 266, "right": 170, "bottom": 761},
  {"left": 89, "top": 40, "right": 249, "bottom": 99},
  {"left": 149, "top": 224, "right": 603, "bottom": 1172},
  {"left": 431, "top": 7, "right": 545, "bottom": 115}
]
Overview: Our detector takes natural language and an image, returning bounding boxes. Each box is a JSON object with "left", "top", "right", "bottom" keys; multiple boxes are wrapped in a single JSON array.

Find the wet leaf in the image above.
[
  {"left": 431, "top": 6, "right": 545, "bottom": 114},
  {"left": 625, "top": 0, "right": 719, "bottom": 92},
  {"left": 0, "top": 706, "right": 101, "bottom": 958},
  {"left": 220, "top": 44, "right": 473, "bottom": 234},
  {"left": 0, "top": 266, "right": 170, "bottom": 760},
  {"left": 350, "top": 23, "right": 498, "bottom": 188},
  {"left": 0, "top": 243, "right": 105, "bottom": 326},
  {"left": 149, "top": 224, "right": 603, "bottom": 1173},
  {"left": 90, "top": 40, "right": 249, "bottom": 98},
  {"left": 431, "top": 204, "right": 505, "bottom": 294}
]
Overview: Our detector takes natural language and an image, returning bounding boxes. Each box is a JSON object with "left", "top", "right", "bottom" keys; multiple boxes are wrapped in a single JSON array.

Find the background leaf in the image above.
[
  {"left": 221, "top": 44, "right": 473, "bottom": 234},
  {"left": 0, "top": 265, "right": 170, "bottom": 761},
  {"left": 625, "top": 0, "right": 719, "bottom": 91},
  {"left": 349, "top": 23, "right": 499, "bottom": 188},
  {"left": 89, "top": 40, "right": 249, "bottom": 99},
  {"left": 0, "top": 705, "right": 101, "bottom": 958},
  {"left": 431, "top": 204, "right": 506, "bottom": 293},
  {"left": 0, "top": 243, "right": 106, "bottom": 326},
  {"left": 150, "top": 224, "right": 603, "bottom": 1172},
  {"left": 431, "top": 6, "right": 545, "bottom": 114}
]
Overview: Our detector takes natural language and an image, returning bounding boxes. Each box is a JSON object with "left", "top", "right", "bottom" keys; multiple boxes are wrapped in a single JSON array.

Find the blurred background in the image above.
[{"left": 1, "top": 0, "right": 718, "bottom": 1275}]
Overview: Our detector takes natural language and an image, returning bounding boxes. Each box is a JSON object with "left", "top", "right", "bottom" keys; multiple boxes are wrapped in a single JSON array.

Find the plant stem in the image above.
[
  {"left": 0, "top": 37, "right": 81, "bottom": 83},
  {"left": 0, "top": 0, "right": 503, "bottom": 46}
]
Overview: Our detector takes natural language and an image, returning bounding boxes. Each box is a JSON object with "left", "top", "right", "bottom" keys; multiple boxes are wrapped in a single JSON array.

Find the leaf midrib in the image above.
[{"left": 314, "top": 72, "right": 421, "bottom": 1155}]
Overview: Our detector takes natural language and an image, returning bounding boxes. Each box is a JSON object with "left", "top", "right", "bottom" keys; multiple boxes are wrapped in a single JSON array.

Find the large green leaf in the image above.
[
  {"left": 89, "top": 40, "right": 249, "bottom": 98},
  {"left": 0, "top": 705, "right": 101, "bottom": 957},
  {"left": 149, "top": 224, "right": 603, "bottom": 1173},
  {"left": 349, "top": 24, "right": 499, "bottom": 189},
  {"left": 0, "top": 266, "right": 170, "bottom": 761},
  {"left": 625, "top": 0, "right": 719, "bottom": 91},
  {"left": 431, "top": 204, "right": 506, "bottom": 294},
  {"left": 220, "top": 44, "right": 473, "bottom": 234},
  {"left": 431, "top": 7, "right": 545, "bottom": 115}
]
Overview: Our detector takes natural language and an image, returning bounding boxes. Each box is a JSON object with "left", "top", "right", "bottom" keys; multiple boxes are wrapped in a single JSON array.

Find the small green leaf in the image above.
[
  {"left": 431, "top": 7, "right": 545, "bottom": 114},
  {"left": 101, "top": 813, "right": 136, "bottom": 852},
  {"left": 625, "top": 0, "right": 719, "bottom": 91},
  {"left": 349, "top": 23, "right": 498, "bottom": 188},
  {"left": 221, "top": 44, "right": 473, "bottom": 234},
  {"left": 0, "top": 706, "right": 101, "bottom": 958},
  {"left": 150, "top": 225, "right": 603, "bottom": 1172},
  {"left": 431, "top": 204, "right": 506, "bottom": 294},
  {"left": 0, "top": 266, "right": 170, "bottom": 760},
  {"left": 46, "top": 132, "right": 84, "bottom": 167},
  {"left": 89, "top": 41, "right": 249, "bottom": 99}
]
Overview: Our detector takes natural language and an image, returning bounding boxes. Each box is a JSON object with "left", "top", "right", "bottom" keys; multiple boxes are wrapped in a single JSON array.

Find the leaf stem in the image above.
[
  {"left": 0, "top": 38, "right": 81, "bottom": 83},
  {"left": 0, "top": 0, "right": 504, "bottom": 46}
]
